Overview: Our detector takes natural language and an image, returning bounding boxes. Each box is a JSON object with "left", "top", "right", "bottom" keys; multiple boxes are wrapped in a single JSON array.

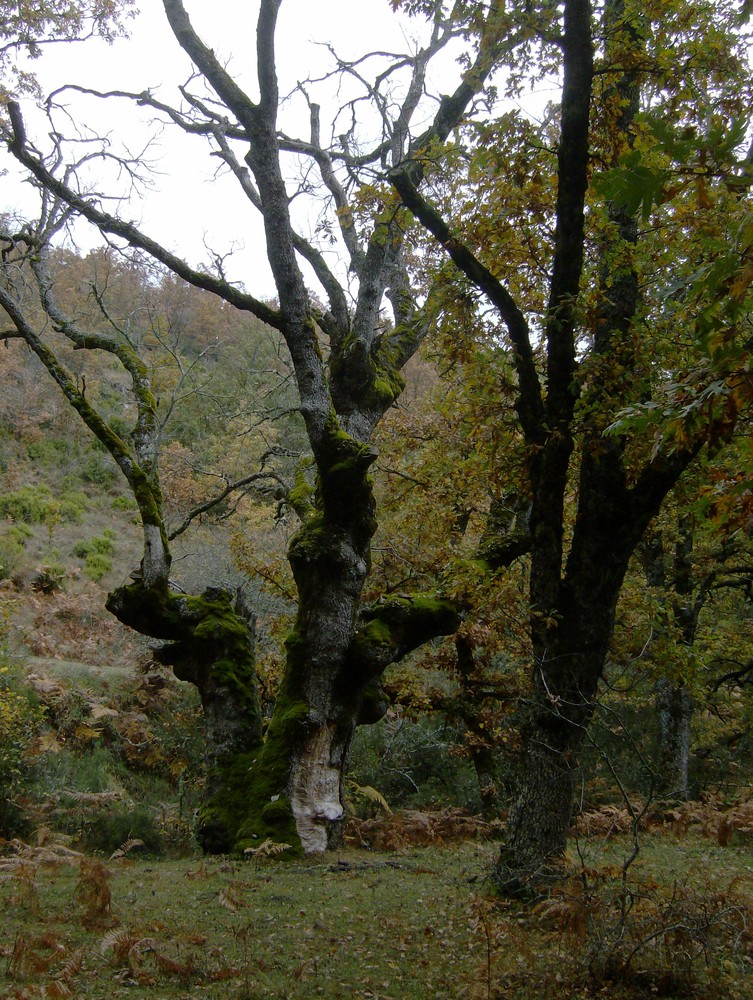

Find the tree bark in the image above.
[
  {"left": 106, "top": 582, "right": 264, "bottom": 853},
  {"left": 655, "top": 679, "right": 693, "bottom": 801}
]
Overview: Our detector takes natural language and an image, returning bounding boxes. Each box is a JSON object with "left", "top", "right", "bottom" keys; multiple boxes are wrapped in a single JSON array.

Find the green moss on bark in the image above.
[{"left": 198, "top": 694, "right": 310, "bottom": 856}]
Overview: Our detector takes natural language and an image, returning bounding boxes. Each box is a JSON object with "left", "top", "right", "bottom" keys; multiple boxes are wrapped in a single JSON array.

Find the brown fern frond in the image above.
[
  {"left": 57, "top": 946, "right": 85, "bottom": 981},
  {"left": 45, "top": 977, "right": 74, "bottom": 997},
  {"left": 534, "top": 895, "right": 590, "bottom": 937},
  {"left": 100, "top": 928, "right": 144, "bottom": 963},
  {"left": 109, "top": 839, "right": 145, "bottom": 861},
  {"left": 347, "top": 780, "right": 393, "bottom": 814},
  {"left": 152, "top": 947, "right": 198, "bottom": 980},
  {"left": 6, "top": 933, "right": 27, "bottom": 979},
  {"left": 127, "top": 937, "right": 157, "bottom": 976},
  {"left": 217, "top": 885, "right": 247, "bottom": 912},
  {"left": 242, "top": 839, "right": 292, "bottom": 859},
  {"left": 75, "top": 859, "right": 111, "bottom": 922}
]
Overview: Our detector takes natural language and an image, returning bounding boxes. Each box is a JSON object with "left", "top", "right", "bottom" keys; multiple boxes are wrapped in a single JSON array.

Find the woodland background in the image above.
[{"left": 2, "top": 1, "right": 753, "bottom": 998}]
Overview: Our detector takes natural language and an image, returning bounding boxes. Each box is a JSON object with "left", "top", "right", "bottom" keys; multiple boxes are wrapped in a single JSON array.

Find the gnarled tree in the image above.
[{"left": 0, "top": 0, "right": 505, "bottom": 852}]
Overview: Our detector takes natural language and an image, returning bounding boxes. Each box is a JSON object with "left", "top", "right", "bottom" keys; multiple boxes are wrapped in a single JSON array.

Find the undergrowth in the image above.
[{"left": 0, "top": 830, "right": 751, "bottom": 999}]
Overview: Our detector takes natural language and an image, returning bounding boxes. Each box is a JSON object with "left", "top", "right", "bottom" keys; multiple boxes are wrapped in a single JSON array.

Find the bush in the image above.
[
  {"left": 0, "top": 538, "right": 25, "bottom": 581},
  {"left": 72, "top": 534, "right": 115, "bottom": 559},
  {"left": 0, "top": 484, "right": 57, "bottom": 524},
  {"left": 0, "top": 666, "right": 44, "bottom": 836},
  {"left": 112, "top": 494, "right": 138, "bottom": 511},
  {"left": 78, "top": 802, "right": 166, "bottom": 855},
  {"left": 500, "top": 862, "right": 753, "bottom": 999},
  {"left": 27, "top": 436, "right": 80, "bottom": 468},
  {"left": 349, "top": 714, "right": 482, "bottom": 813},
  {"left": 84, "top": 553, "right": 113, "bottom": 582},
  {"left": 80, "top": 454, "right": 118, "bottom": 488},
  {"left": 59, "top": 490, "right": 89, "bottom": 524},
  {"left": 30, "top": 563, "right": 67, "bottom": 594},
  {"left": 7, "top": 524, "right": 34, "bottom": 544}
]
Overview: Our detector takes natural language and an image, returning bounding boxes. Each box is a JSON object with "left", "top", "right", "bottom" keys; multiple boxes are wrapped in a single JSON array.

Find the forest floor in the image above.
[{"left": 1, "top": 831, "right": 753, "bottom": 1000}]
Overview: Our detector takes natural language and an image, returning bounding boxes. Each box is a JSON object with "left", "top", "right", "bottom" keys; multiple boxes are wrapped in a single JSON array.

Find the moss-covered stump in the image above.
[{"left": 106, "top": 582, "right": 265, "bottom": 853}]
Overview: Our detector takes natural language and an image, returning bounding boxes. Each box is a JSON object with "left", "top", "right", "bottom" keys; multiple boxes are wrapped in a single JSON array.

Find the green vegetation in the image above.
[
  {"left": 71, "top": 532, "right": 116, "bottom": 581},
  {"left": 2, "top": 2, "right": 753, "bottom": 997},
  {"left": 0, "top": 832, "right": 752, "bottom": 999},
  {"left": 0, "top": 484, "right": 59, "bottom": 524}
]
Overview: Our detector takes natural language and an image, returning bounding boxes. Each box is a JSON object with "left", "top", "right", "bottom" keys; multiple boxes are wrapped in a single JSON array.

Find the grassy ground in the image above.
[
  {"left": 1, "top": 832, "right": 752, "bottom": 1000},
  {"left": 0, "top": 841, "right": 493, "bottom": 1000}
]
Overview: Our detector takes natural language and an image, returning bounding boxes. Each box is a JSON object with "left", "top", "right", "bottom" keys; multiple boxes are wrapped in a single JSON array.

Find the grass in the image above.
[
  {"left": 0, "top": 841, "right": 494, "bottom": 1000},
  {"left": 1, "top": 832, "right": 753, "bottom": 1000}
]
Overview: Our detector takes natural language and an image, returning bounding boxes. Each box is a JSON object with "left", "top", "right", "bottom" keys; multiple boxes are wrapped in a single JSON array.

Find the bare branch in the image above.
[
  {"left": 3, "top": 100, "right": 282, "bottom": 330},
  {"left": 168, "top": 470, "right": 286, "bottom": 540}
]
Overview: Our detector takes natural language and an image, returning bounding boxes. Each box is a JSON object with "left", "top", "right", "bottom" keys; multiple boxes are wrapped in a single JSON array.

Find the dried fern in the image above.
[
  {"left": 217, "top": 885, "right": 247, "bottom": 912},
  {"left": 45, "top": 980, "right": 74, "bottom": 998},
  {"left": 75, "top": 859, "right": 111, "bottom": 922},
  {"left": 347, "top": 807, "right": 495, "bottom": 850},
  {"left": 346, "top": 780, "right": 392, "bottom": 814},
  {"left": 109, "top": 838, "right": 145, "bottom": 861},
  {"left": 100, "top": 928, "right": 145, "bottom": 963},
  {"left": 242, "top": 838, "right": 292, "bottom": 859}
]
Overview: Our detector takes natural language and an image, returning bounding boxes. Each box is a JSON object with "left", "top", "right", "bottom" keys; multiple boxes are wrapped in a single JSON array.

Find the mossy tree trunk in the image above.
[
  {"left": 106, "top": 583, "right": 264, "bottom": 852},
  {"left": 200, "top": 423, "right": 459, "bottom": 854},
  {"left": 4, "top": 0, "right": 502, "bottom": 854}
]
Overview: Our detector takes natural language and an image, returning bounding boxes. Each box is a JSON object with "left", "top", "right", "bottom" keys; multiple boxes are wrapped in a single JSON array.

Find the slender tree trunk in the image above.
[
  {"left": 640, "top": 522, "right": 697, "bottom": 801},
  {"left": 455, "top": 636, "right": 502, "bottom": 819},
  {"left": 655, "top": 679, "right": 692, "bottom": 801}
]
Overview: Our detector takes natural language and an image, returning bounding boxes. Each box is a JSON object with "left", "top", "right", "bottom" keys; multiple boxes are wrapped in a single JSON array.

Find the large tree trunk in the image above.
[
  {"left": 496, "top": 617, "right": 608, "bottom": 892},
  {"left": 199, "top": 427, "right": 459, "bottom": 855}
]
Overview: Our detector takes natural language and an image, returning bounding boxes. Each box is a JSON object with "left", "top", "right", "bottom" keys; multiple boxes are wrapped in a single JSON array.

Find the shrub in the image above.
[
  {"left": 0, "top": 666, "right": 44, "bottom": 836},
  {"left": 112, "top": 494, "right": 138, "bottom": 511},
  {"left": 79, "top": 802, "right": 165, "bottom": 855},
  {"left": 84, "top": 553, "right": 113, "bottom": 582},
  {"left": 80, "top": 454, "right": 118, "bottom": 488},
  {"left": 72, "top": 534, "right": 115, "bottom": 559},
  {"left": 30, "top": 563, "right": 67, "bottom": 593},
  {"left": 349, "top": 714, "right": 482, "bottom": 813},
  {"left": 7, "top": 524, "right": 34, "bottom": 544},
  {"left": 59, "top": 490, "right": 89, "bottom": 524},
  {"left": 0, "top": 538, "right": 25, "bottom": 581},
  {"left": 0, "top": 484, "right": 57, "bottom": 523},
  {"left": 27, "top": 436, "right": 80, "bottom": 468}
]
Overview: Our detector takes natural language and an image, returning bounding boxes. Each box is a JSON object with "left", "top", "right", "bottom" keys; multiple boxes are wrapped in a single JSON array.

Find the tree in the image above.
[
  {"left": 0, "top": 218, "right": 269, "bottom": 847},
  {"left": 636, "top": 478, "right": 753, "bottom": 801},
  {"left": 389, "top": 0, "right": 753, "bottom": 887},
  {"left": 0, "top": 0, "right": 133, "bottom": 98},
  {"left": 0, "top": 0, "right": 508, "bottom": 853}
]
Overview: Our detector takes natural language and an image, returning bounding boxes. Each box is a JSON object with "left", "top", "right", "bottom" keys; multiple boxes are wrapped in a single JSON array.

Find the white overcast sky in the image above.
[
  {"left": 3, "top": 2, "right": 550, "bottom": 300},
  {"left": 2, "top": 1, "right": 450, "bottom": 297}
]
